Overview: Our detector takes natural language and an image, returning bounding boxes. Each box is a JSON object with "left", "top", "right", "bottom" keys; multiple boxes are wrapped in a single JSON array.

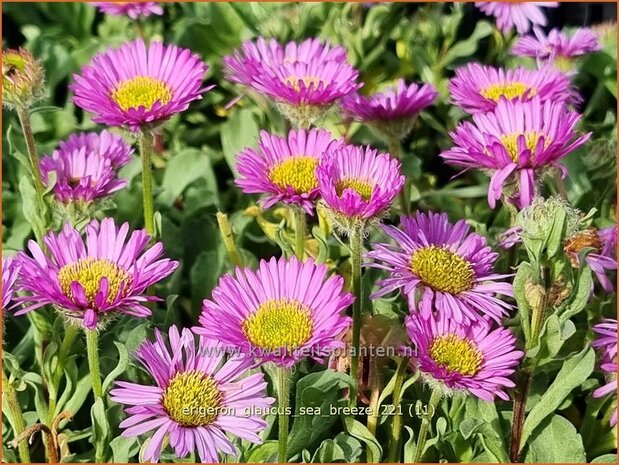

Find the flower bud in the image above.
[{"left": 2, "top": 48, "right": 45, "bottom": 110}]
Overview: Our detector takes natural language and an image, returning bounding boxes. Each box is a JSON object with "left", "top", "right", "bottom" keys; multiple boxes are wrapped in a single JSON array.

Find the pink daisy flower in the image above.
[
  {"left": 71, "top": 39, "right": 211, "bottom": 130},
  {"left": 475, "top": 2, "right": 558, "bottom": 35},
  {"left": 14, "top": 218, "right": 178, "bottom": 329},
  {"left": 40, "top": 130, "right": 133, "bottom": 204},
  {"left": 366, "top": 211, "right": 513, "bottom": 324},
  {"left": 195, "top": 256, "right": 353, "bottom": 368},
  {"left": 405, "top": 311, "right": 523, "bottom": 401},
  {"left": 512, "top": 27, "right": 602, "bottom": 71},
  {"left": 316, "top": 144, "right": 404, "bottom": 223},
  {"left": 592, "top": 319, "right": 617, "bottom": 427},
  {"left": 235, "top": 128, "right": 342, "bottom": 215},
  {"left": 564, "top": 224, "right": 617, "bottom": 292},
  {"left": 110, "top": 325, "right": 274, "bottom": 463},
  {"left": 93, "top": 2, "right": 164, "bottom": 19},
  {"left": 340, "top": 79, "right": 438, "bottom": 141},
  {"left": 440, "top": 97, "right": 591, "bottom": 209},
  {"left": 449, "top": 63, "right": 575, "bottom": 114},
  {"left": 224, "top": 37, "right": 360, "bottom": 127},
  {"left": 2, "top": 257, "right": 20, "bottom": 311}
]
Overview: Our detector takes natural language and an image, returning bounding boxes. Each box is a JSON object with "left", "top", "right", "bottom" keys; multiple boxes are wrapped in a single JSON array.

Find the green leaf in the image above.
[
  {"left": 287, "top": 370, "right": 349, "bottom": 456},
  {"left": 158, "top": 148, "right": 217, "bottom": 206},
  {"left": 520, "top": 346, "right": 595, "bottom": 448},
  {"left": 102, "top": 342, "right": 129, "bottom": 395},
  {"left": 523, "top": 415, "right": 586, "bottom": 463},
  {"left": 19, "top": 175, "right": 47, "bottom": 244},
  {"left": 220, "top": 109, "right": 259, "bottom": 176},
  {"left": 560, "top": 264, "right": 594, "bottom": 323},
  {"left": 403, "top": 426, "right": 416, "bottom": 463},
  {"left": 110, "top": 436, "right": 139, "bottom": 463},
  {"left": 442, "top": 21, "right": 493, "bottom": 65},
  {"left": 546, "top": 205, "right": 567, "bottom": 259},
  {"left": 246, "top": 441, "right": 278, "bottom": 463},
  {"left": 536, "top": 315, "right": 576, "bottom": 364},
  {"left": 90, "top": 397, "right": 109, "bottom": 460},
  {"left": 342, "top": 416, "right": 383, "bottom": 463},
  {"left": 591, "top": 454, "right": 618, "bottom": 463},
  {"left": 512, "top": 262, "right": 533, "bottom": 343}
]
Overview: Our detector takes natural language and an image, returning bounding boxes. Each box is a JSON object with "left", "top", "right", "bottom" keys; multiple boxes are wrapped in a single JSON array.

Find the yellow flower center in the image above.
[
  {"left": 162, "top": 371, "right": 222, "bottom": 427},
  {"left": 410, "top": 246, "right": 474, "bottom": 294},
  {"left": 499, "top": 131, "right": 549, "bottom": 161},
  {"left": 242, "top": 298, "right": 313, "bottom": 352},
  {"left": 284, "top": 76, "right": 325, "bottom": 92},
  {"left": 480, "top": 82, "right": 535, "bottom": 102},
  {"left": 336, "top": 178, "right": 374, "bottom": 201},
  {"left": 268, "top": 156, "right": 319, "bottom": 194},
  {"left": 111, "top": 76, "right": 172, "bottom": 111},
  {"left": 58, "top": 258, "right": 132, "bottom": 305},
  {"left": 429, "top": 333, "right": 483, "bottom": 376}
]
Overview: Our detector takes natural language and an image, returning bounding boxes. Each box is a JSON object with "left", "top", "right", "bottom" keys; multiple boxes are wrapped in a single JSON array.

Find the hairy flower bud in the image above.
[
  {"left": 517, "top": 196, "right": 581, "bottom": 241},
  {"left": 2, "top": 48, "right": 45, "bottom": 110}
]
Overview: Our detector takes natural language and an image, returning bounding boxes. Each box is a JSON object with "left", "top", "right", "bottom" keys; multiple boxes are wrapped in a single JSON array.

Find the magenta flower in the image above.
[
  {"left": 224, "top": 37, "right": 360, "bottom": 127},
  {"left": 406, "top": 311, "right": 523, "bottom": 401},
  {"left": 71, "top": 39, "right": 211, "bottom": 130},
  {"left": 512, "top": 27, "right": 602, "bottom": 71},
  {"left": 40, "top": 130, "right": 133, "bottom": 204},
  {"left": 367, "top": 211, "right": 513, "bottom": 324},
  {"left": 195, "top": 256, "right": 353, "bottom": 368},
  {"left": 440, "top": 97, "right": 591, "bottom": 209},
  {"left": 15, "top": 218, "right": 178, "bottom": 329},
  {"left": 475, "top": 2, "right": 558, "bottom": 35},
  {"left": 340, "top": 79, "right": 438, "bottom": 141},
  {"left": 565, "top": 225, "right": 617, "bottom": 292},
  {"left": 317, "top": 144, "right": 404, "bottom": 223},
  {"left": 110, "top": 325, "right": 274, "bottom": 463},
  {"left": 235, "top": 128, "right": 342, "bottom": 214},
  {"left": 2, "top": 257, "right": 20, "bottom": 311},
  {"left": 94, "top": 2, "right": 164, "bottom": 19},
  {"left": 449, "top": 63, "right": 575, "bottom": 114},
  {"left": 592, "top": 319, "right": 617, "bottom": 427}
]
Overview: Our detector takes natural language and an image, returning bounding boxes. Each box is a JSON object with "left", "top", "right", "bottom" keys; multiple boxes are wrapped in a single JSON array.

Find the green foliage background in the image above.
[{"left": 2, "top": 2, "right": 618, "bottom": 463}]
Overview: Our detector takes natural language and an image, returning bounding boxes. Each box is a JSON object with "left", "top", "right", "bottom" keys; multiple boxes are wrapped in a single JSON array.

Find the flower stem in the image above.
[
  {"left": 387, "top": 357, "right": 409, "bottom": 462},
  {"left": 47, "top": 323, "right": 79, "bottom": 425},
  {"left": 216, "top": 211, "right": 244, "bottom": 268},
  {"left": 85, "top": 329, "right": 106, "bottom": 462},
  {"left": 293, "top": 207, "right": 306, "bottom": 260},
  {"left": 413, "top": 389, "right": 442, "bottom": 463},
  {"left": 509, "top": 367, "right": 533, "bottom": 462},
  {"left": 276, "top": 365, "right": 292, "bottom": 463},
  {"left": 553, "top": 169, "right": 568, "bottom": 200},
  {"left": 348, "top": 224, "right": 364, "bottom": 407},
  {"left": 388, "top": 139, "right": 409, "bottom": 215},
  {"left": 85, "top": 329, "right": 103, "bottom": 399},
  {"left": 16, "top": 107, "right": 46, "bottom": 205},
  {"left": 2, "top": 369, "right": 31, "bottom": 463},
  {"left": 139, "top": 129, "right": 156, "bottom": 237},
  {"left": 366, "top": 356, "right": 382, "bottom": 463}
]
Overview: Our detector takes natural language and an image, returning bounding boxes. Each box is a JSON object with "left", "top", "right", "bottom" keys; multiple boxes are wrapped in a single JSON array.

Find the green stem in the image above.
[
  {"left": 509, "top": 367, "right": 533, "bottom": 462},
  {"left": 139, "top": 129, "right": 156, "bottom": 237},
  {"left": 216, "top": 211, "right": 244, "bottom": 268},
  {"left": 348, "top": 224, "right": 364, "bottom": 408},
  {"left": 366, "top": 357, "right": 381, "bottom": 463},
  {"left": 86, "top": 329, "right": 105, "bottom": 462},
  {"left": 293, "top": 207, "right": 306, "bottom": 260},
  {"left": 277, "top": 366, "right": 292, "bottom": 463},
  {"left": 16, "top": 107, "right": 46, "bottom": 206},
  {"left": 387, "top": 357, "right": 409, "bottom": 462},
  {"left": 413, "top": 389, "right": 442, "bottom": 463},
  {"left": 47, "top": 323, "right": 79, "bottom": 425},
  {"left": 85, "top": 329, "right": 103, "bottom": 398},
  {"left": 2, "top": 369, "right": 31, "bottom": 463},
  {"left": 388, "top": 139, "right": 409, "bottom": 215},
  {"left": 553, "top": 169, "right": 568, "bottom": 200}
]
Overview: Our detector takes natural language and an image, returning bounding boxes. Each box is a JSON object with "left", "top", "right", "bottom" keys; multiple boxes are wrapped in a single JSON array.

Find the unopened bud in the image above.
[{"left": 2, "top": 48, "right": 45, "bottom": 110}]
